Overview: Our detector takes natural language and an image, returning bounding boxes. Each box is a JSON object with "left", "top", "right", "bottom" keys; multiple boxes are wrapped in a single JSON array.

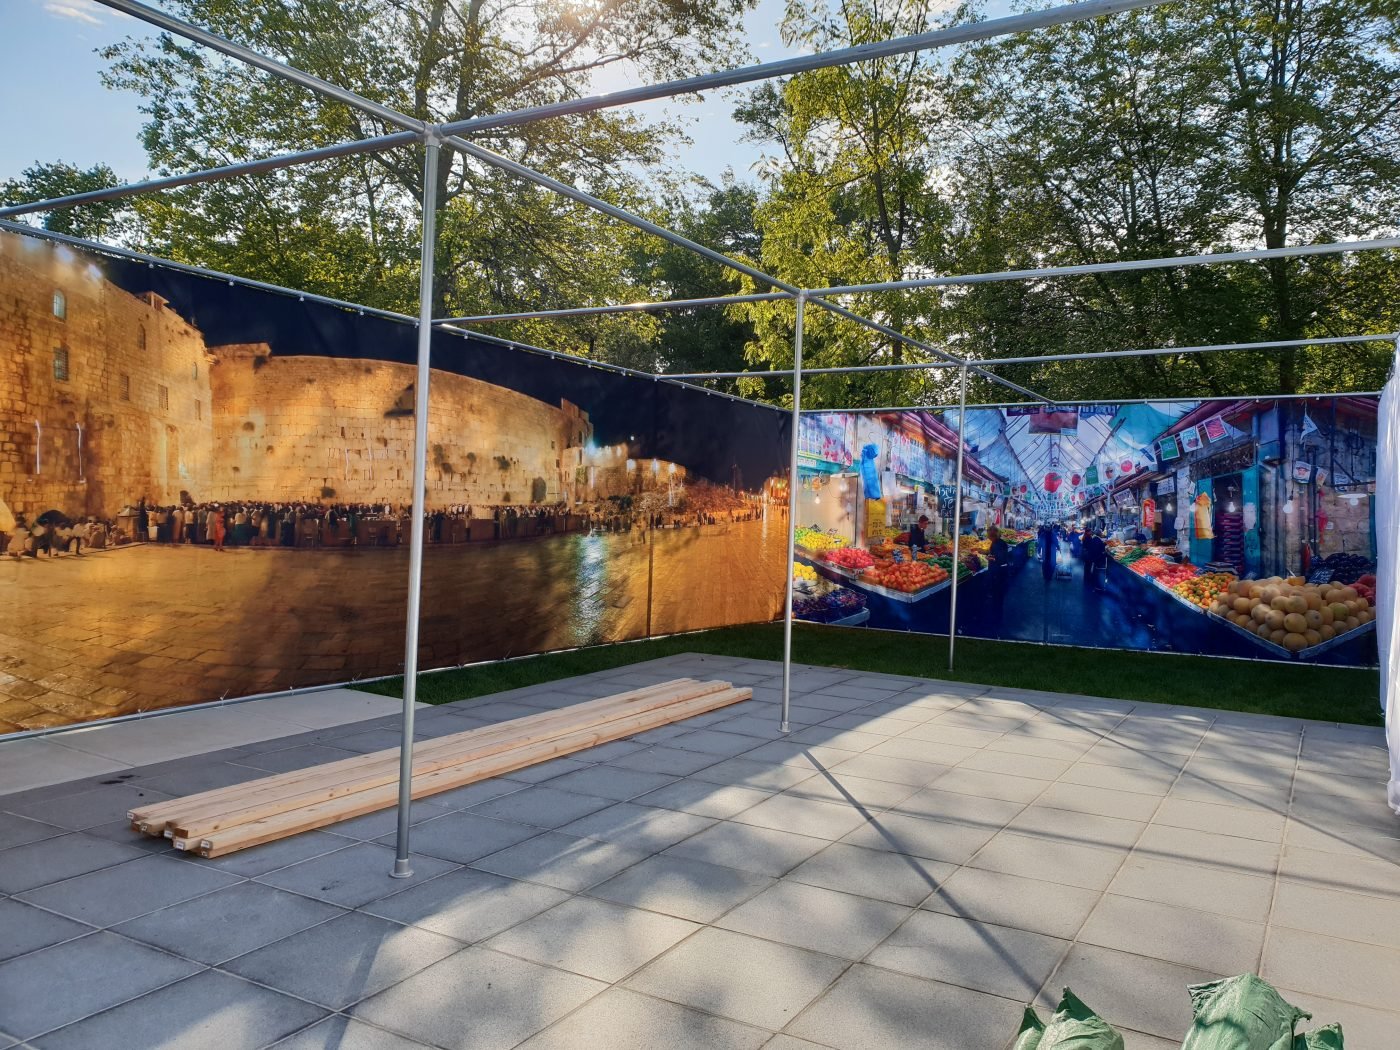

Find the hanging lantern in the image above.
[{"left": 1044, "top": 472, "right": 1063, "bottom": 494}]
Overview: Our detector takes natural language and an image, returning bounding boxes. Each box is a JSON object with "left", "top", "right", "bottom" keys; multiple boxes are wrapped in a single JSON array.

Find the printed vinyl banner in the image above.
[
  {"left": 794, "top": 401, "right": 1380, "bottom": 666},
  {"left": 0, "top": 229, "right": 790, "bottom": 734}
]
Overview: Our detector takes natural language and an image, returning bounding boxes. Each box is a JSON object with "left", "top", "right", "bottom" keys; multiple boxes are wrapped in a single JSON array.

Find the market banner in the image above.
[
  {"left": 0, "top": 227, "right": 791, "bottom": 736},
  {"left": 795, "top": 398, "right": 1379, "bottom": 669}
]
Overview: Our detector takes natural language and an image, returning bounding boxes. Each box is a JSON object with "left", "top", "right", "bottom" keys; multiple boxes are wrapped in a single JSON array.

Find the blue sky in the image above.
[{"left": 0, "top": 0, "right": 801, "bottom": 190}]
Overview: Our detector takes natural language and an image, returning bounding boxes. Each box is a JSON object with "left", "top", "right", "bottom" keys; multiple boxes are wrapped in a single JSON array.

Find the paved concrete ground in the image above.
[
  {"left": 0, "top": 521, "right": 784, "bottom": 734},
  {"left": 0, "top": 655, "right": 1395, "bottom": 1049}
]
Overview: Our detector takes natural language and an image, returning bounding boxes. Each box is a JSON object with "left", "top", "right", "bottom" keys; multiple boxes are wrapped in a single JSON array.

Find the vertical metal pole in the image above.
[
  {"left": 392, "top": 138, "right": 441, "bottom": 878},
  {"left": 947, "top": 364, "right": 969, "bottom": 670},
  {"left": 780, "top": 293, "right": 806, "bottom": 733}
]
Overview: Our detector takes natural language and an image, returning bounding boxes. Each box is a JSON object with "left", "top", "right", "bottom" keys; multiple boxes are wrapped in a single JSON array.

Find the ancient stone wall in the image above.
[
  {"left": 208, "top": 345, "right": 594, "bottom": 507},
  {"left": 0, "top": 232, "right": 213, "bottom": 520}
]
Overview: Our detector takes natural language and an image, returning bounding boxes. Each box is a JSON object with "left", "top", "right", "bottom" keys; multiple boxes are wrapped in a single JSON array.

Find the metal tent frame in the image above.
[{"left": 6, "top": 0, "right": 1397, "bottom": 874}]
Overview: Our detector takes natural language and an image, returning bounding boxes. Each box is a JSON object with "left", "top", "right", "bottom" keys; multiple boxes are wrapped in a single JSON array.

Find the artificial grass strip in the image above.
[{"left": 355, "top": 622, "right": 1383, "bottom": 727}]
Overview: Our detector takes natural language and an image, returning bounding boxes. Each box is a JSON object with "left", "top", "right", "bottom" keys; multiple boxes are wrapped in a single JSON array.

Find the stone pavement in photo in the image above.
[
  {"left": 0, "top": 518, "right": 783, "bottom": 734},
  {"left": 0, "top": 654, "right": 1396, "bottom": 1049}
]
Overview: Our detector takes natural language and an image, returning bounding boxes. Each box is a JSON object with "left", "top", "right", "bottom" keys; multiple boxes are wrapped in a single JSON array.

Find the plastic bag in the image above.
[
  {"left": 1012, "top": 988, "right": 1124, "bottom": 1049},
  {"left": 1294, "top": 1024, "right": 1344, "bottom": 1049},
  {"left": 1180, "top": 974, "right": 1310, "bottom": 1050}
]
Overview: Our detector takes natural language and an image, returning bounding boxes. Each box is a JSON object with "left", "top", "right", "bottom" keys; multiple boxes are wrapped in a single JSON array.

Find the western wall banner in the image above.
[
  {"left": 793, "top": 401, "right": 1381, "bottom": 666},
  {"left": 0, "top": 228, "right": 790, "bottom": 735}
]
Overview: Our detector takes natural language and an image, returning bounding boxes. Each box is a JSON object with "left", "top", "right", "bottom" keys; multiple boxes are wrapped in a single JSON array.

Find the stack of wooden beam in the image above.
[{"left": 128, "top": 678, "right": 748, "bottom": 859}]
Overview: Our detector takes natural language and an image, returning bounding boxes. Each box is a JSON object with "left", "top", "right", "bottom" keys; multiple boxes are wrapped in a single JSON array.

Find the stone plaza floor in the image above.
[{"left": 0, "top": 654, "right": 1396, "bottom": 1049}]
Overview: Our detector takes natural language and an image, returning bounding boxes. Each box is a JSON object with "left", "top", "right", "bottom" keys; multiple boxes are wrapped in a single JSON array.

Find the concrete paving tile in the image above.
[
  {"left": 2, "top": 783, "right": 172, "bottom": 831},
  {"left": 1108, "top": 855, "right": 1275, "bottom": 923},
  {"left": 761, "top": 1036, "right": 831, "bottom": 1050},
  {"left": 1271, "top": 879, "right": 1400, "bottom": 950},
  {"left": 32, "top": 969, "right": 327, "bottom": 1050},
  {"left": 1167, "top": 773, "right": 1286, "bottom": 813},
  {"left": 0, "top": 740, "right": 131, "bottom": 795},
  {"left": 349, "top": 946, "right": 604, "bottom": 1050},
  {"left": 485, "top": 896, "right": 698, "bottom": 982},
  {"left": 896, "top": 723, "right": 1005, "bottom": 749},
  {"left": 1079, "top": 893, "right": 1264, "bottom": 974},
  {"left": 362, "top": 867, "right": 569, "bottom": 943},
  {"left": 609, "top": 746, "right": 724, "bottom": 776},
  {"left": 787, "top": 843, "right": 950, "bottom": 906},
  {"left": 785, "top": 727, "right": 887, "bottom": 752},
  {"left": 418, "top": 780, "right": 522, "bottom": 811},
  {"left": 224, "top": 911, "right": 464, "bottom": 1009},
  {"left": 0, "top": 812, "right": 63, "bottom": 851},
  {"left": 819, "top": 753, "right": 949, "bottom": 787},
  {"left": 1132, "top": 824, "right": 1279, "bottom": 880},
  {"left": 669, "top": 729, "right": 769, "bottom": 758},
  {"left": 818, "top": 713, "right": 913, "bottom": 736},
  {"left": 189, "top": 830, "right": 354, "bottom": 877},
  {"left": 1290, "top": 789, "right": 1399, "bottom": 836},
  {"left": 1286, "top": 815, "right": 1400, "bottom": 869},
  {"left": 1182, "top": 757, "right": 1294, "bottom": 792},
  {"left": 269, "top": 1015, "right": 434, "bottom": 1050},
  {"left": 956, "top": 749, "right": 1072, "bottom": 781},
  {"left": 664, "top": 822, "right": 828, "bottom": 877},
  {"left": 498, "top": 757, "right": 596, "bottom": 785},
  {"left": 539, "top": 766, "right": 677, "bottom": 801},
  {"left": 1274, "top": 989, "right": 1400, "bottom": 1050},
  {"left": 0, "top": 831, "right": 148, "bottom": 894},
  {"left": 136, "top": 760, "right": 270, "bottom": 797},
  {"left": 0, "top": 931, "right": 200, "bottom": 1040},
  {"left": 632, "top": 779, "right": 773, "bottom": 819},
  {"left": 1059, "top": 763, "right": 1176, "bottom": 795},
  {"left": 713, "top": 714, "right": 802, "bottom": 741},
  {"left": 256, "top": 841, "right": 458, "bottom": 908},
  {"left": 785, "top": 962, "right": 1023, "bottom": 1050},
  {"left": 112, "top": 881, "right": 343, "bottom": 965},
  {"left": 738, "top": 741, "right": 859, "bottom": 773},
  {"left": 587, "top": 853, "right": 774, "bottom": 922},
  {"left": 1004, "top": 804, "right": 1146, "bottom": 851},
  {"left": 322, "top": 800, "right": 453, "bottom": 842},
  {"left": 732, "top": 794, "right": 872, "bottom": 841},
  {"left": 1277, "top": 844, "right": 1400, "bottom": 900},
  {"left": 888, "top": 786, "right": 1026, "bottom": 830},
  {"left": 1078, "top": 741, "right": 1192, "bottom": 776},
  {"left": 624, "top": 926, "right": 847, "bottom": 1030},
  {"left": 865, "top": 738, "right": 979, "bottom": 767},
  {"left": 80, "top": 817, "right": 175, "bottom": 853},
  {"left": 17, "top": 853, "right": 241, "bottom": 927},
  {"left": 985, "top": 732, "right": 1097, "bottom": 762},
  {"left": 923, "top": 866, "right": 1101, "bottom": 940},
  {"left": 1151, "top": 797, "right": 1286, "bottom": 842},
  {"left": 839, "top": 811, "right": 998, "bottom": 865},
  {"left": 556, "top": 801, "right": 714, "bottom": 853},
  {"left": 868, "top": 909, "right": 1068, "bottom": 999},
  {"left": 1262, "top": 926, "right": 1400, "bottom": 1009},
  {"left": 465, "top": 786, "right": 614, "bottom": 830},
  {"left": 374, "top": 812, "right": 541, "bottom": 865},
  {"left": 716, "top": 880, "right": 910, "bottom": 960},
  {"left": 516, "top": 987, "right": 771, "bottom": 1050},
  {"left": 0, "top": 897, "right": 94, "bottom": 963},
  {"left": 779, "top": 772, "right": 919, "bottom": 812},
  {"left": 472, "top": 831, "right": 652, "bottom": 892},
  {"left": 926, "top": 767, "right": 1050, "bottom": 803},
  {"left": 1038, "top": 944, "right": 1220, "bottom": 1040},
  {"left": 690, "top": 757, "right": 820, "bottom": 792},
  {"left": 970, "top": 831, "right": 1127, "bottom": 891},
  {"left": 232, "top": 743, "right": 360, "bottom": 773}
]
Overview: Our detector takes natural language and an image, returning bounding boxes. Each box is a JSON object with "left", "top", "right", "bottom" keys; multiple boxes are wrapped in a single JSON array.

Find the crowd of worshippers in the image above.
[{"left": 3, "top": 489, "right": 768, "bottom": 558}]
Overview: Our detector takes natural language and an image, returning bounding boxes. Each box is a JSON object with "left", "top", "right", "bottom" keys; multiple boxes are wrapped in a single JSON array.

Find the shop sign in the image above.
[
  {"left": 1157, "top": 476, "right": 1175, "bottom": 495},
  {"left": 1180, "top": 427, "right": 1204, "bottom": 453},
  {"left": 1189, "top": 443, "right": 1256, "bottom": 481},
  {"left": 1158, "top": 435, "right": 1181, "bottom": 461},
  {"left": 1202, "top": 417, "right": 1230, "bottom": 442}
]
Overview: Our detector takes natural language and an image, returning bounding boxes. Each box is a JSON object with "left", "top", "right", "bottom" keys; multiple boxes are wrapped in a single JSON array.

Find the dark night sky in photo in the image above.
[{"left": 93, "top": 249, "right": 790, "bottom": 489}]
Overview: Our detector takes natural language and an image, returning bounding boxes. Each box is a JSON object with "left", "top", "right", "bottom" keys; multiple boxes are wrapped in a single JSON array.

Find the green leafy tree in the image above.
[{"left": 1, "top": 162, "right": 132, "bottom": 240}]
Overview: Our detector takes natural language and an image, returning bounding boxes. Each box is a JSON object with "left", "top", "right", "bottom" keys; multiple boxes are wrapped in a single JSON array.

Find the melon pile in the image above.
[{"left": 1210, "top": 577, "right": 1374, "bottom": 652}]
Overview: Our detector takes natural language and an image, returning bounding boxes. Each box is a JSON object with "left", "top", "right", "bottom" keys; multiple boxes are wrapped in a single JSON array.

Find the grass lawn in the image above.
[{"left": 356, "top": 622, "right": 1383, "bottom": 727}]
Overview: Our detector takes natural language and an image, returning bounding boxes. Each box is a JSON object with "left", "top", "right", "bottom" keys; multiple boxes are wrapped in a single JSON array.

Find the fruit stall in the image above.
[
  {"left": 791, "top": 564, "right": 870, "bottom": 626},
  {"left": 1105, "top": 543, "right": 1377, "bottom": 663}
]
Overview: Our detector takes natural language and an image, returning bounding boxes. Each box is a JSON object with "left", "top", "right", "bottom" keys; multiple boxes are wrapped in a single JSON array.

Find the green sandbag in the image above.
[
  {"left": 1180, "top": 974, "right": 1310, "bottom": 1050},
  {"left": 1294, "top": 1024, "right": 1344, "bottom": 1049},
  {"left": 1013, "top": 989, "right": 1124, "bottom": 1050}
]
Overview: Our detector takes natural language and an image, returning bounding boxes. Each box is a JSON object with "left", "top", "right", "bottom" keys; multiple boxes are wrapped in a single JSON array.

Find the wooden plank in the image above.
[
  {"left": 181, "top": 686, "right": 750, "bottom": 857},
  {"left": 139, "top": 679, "right": 719, "bottom": 836},
  {"left": 165, "top": 680, "right": 732, "bottom": 840},
  {"left": 129, "top": 678, "right": 704, "bottom": 832}
]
